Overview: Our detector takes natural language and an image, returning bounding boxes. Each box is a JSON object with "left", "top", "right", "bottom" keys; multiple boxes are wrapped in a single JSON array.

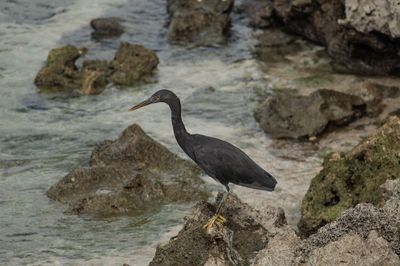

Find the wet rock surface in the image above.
[
  {"left": 167, "top": 0, "right": 234, "bottom": 44},
  {"left": 34, "top": 42, "right": 159, "bottom": 94},
  {"left": 47, "top": 124, "right": 209, "bottom": 216},
  {"left": 250, "top": 0, "right": 400, "bottom": 75},
  {"left": 298, "top": 116, "right": 400, "bottom": 236},
  {"left": 109, "top": 42, "right": 159, "bottom": 86},
  {"left": 255, "top": 89, "right": 365, "bottom": 139},
  {"left": 90, "top": 17, "right": 125, "bottom": 39},
  {"left": 34, "top": 45, "right": 86, "bottom": 92},
  {"left": 149, "top": 193, "right": 289, "bottom": 266},
  {"left": 254, "top": 28, "right": 400, "bottom": 139}
]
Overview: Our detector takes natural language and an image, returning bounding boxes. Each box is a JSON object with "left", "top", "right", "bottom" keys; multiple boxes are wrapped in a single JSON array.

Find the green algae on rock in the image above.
[
  {"left": 109, "top": 42, "right": 159, "bottom": 86},
  {"left": 34, "top": 45, "right": 86, "bottom": 92},
  {"left": 34, "top": 43, "right": 159, "bottom": 94},
  {"left": 298, "top": 116, "right": 400, "bottom": 236}
]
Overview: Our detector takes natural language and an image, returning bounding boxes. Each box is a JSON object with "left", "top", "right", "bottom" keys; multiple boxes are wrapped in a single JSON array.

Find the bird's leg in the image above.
[{"left": 203, "top": 186, "right": 230, "bottom": 232}]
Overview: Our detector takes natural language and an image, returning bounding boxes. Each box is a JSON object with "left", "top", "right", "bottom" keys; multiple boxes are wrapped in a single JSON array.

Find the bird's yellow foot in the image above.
[{"left": 202, "top": 214, "right": 226, "bottom": 232}]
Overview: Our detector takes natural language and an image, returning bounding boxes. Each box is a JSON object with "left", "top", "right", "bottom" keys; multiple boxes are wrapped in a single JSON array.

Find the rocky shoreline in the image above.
[{"left": 37, "top": 0, "right": 400, "bottom": 265}]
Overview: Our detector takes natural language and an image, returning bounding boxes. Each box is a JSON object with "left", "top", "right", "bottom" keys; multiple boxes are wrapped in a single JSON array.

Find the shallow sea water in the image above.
[{"left": 0, "top": 0, "right": 338, "bottom": 265}]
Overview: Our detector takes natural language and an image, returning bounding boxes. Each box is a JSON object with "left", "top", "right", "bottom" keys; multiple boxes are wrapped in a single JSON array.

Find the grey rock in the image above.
[
  {"left": 90, "top": 17, "right": 125, "bottom": 39},
  {"left": 149, "top": 193, "right": 289, "bottom": 266},
  {"left": 252, "top": 178, "right": 400, "bottom": 265},
  {"left": 268, "top": 0, "right": 400, "bottom": 75},
  {"left": 254, "top": 89, "right": 365, "bottom": 139},
  {"left": 167, "top": 0, "right": 234, "bottom": 45},
  {"left": 307, "top": 231, "right": 400, "bottom": 266},
  {"left": 47, "top": 124, "right": 209, "bottom": 216},
  {"left": 237, "top": 0, "right": 276, "bottom": 28},
  {"left": 339, "top": 0, "right": 400, "bottom": 38}
]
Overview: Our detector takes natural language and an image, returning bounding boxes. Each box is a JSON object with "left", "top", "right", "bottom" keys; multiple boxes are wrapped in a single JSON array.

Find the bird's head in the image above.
[{"left": 128, "top": 89, "right": 177, "bottom": 112}]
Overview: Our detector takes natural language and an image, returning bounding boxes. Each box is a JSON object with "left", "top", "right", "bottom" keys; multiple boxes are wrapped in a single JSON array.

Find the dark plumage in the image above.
[{"left": 129, "top": 89, "right": 277, "bottom": 193}]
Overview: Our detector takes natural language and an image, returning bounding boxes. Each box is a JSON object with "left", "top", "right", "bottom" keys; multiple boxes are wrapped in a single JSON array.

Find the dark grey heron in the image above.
[{"left": 129, "top": 89, "right": 277, "bottom": 231}]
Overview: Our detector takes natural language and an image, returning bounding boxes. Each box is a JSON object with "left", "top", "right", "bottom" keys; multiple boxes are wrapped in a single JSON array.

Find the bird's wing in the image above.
[{"left": 191, "top": 134, "right": 277, "bottom": 191}]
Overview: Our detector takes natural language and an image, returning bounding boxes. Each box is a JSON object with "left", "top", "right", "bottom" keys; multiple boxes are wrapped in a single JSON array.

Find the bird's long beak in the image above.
[{"left": 128, "top": 97, "right": 157, "bottom": 112}]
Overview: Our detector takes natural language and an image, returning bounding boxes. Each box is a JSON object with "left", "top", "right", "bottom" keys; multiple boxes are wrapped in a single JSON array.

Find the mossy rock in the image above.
[
  {"left": 109, "top": 43, "right": 159, "bottom": 86},
  {"left": 298, "top": 116, "right": 400, "bottom": 236}
]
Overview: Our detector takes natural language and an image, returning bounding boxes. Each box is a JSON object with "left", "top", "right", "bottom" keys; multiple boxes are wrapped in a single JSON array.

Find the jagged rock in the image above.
[
  {"left": 252, "top": 230, "right": 300, "bottom": 266},
  {"left": 80, "top": 60, "right": 110, "bottom": 95},
  {"left": 254, "top": 89, "right": 365, "bottom": 139},
  {"left": 109, "top": 42, "right": 159, "bottom": 86},
  {"left": 35, "top": 42, "right": 159, "bottom": 93},
  {"left": 306, "top": 231, "right": 400, "bottom": 266},
  {"left": 90, "top": 17, "right": 124, "bottom": 39},
  {"left": 166, "top": 0, "right": 234, "bottom": 44},
  {"left": 149, "top": 193, "right": 289, "bottom": 266},
  {"left": 339, "top": 0, "right": 400, "bottom": 38},
  {"left": 265, "top": 0, "right": 400, "bottom": 75},
  {"left": 252, "top": 179, "right": 400, "bottom": 265},
  {"left": 298, "top": 116, "right": 400, "bottom": 236},
  {"left": 237, "top": 0, "right": 276, "bottom": 28},
  {"left": 47, "top": 124, "right": 209, "bottom": 216},
  {"left": 34, "top": 45, "right": 86, "bottom": 91}
]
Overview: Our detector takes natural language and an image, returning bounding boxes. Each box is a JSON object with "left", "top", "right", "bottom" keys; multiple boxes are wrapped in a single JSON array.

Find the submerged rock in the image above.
[
  {"left": 149, "top": 193, "right": 289, "bottom": 266},
  {"left": 109, "top": 42, "right": 159, "bottom": 86},
  {"left": 167, "top": 0, "right": 234, "bottom": 44},
  {"left": 34, "top": 45, "right": 86, "bottom": 92},
  {"left": 90, "top": 17, "right": 125, "bottom": 39},
  {"left": 47, "top": 124, "right": 209, "bottom": 216},
  {"left": 298, "top": 116, "right": 400, "bottom": 236},
  {"left": 254, "top": 89, "right": 365, "bottom": 139},
  {"left": 252, "top": 179, "right": 400, "bottom": 265}
]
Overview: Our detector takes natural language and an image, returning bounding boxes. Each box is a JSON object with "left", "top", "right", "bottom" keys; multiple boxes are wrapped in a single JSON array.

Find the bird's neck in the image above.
[{"left": 167, "top": 98, "right": 191, "bottom": 154}]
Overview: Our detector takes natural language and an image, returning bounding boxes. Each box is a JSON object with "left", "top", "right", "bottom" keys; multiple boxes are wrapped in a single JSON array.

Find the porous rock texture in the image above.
[
  {"left": 34, "top": 43, "right": 159, "bottom": 94},
  {"left": 252, "top": 178, "right": 400, "bottom": 265},
  {"left": 298, "top": 116, "right": 400, "bottom": 236},
  {"left": 255, "top": 89, "right": 365, "bottom": 139},
  {"left": 149, "top": 193, "right": 289, "bottom": 266},
  {"left": 167, "top": 0, "right": 234, "bottom": 45},
  {"left": 244, "top": 0, "right": 400, "bottom": 75},
  {"left": 47, "top": 124, "right": 209, "bottom": 216}
]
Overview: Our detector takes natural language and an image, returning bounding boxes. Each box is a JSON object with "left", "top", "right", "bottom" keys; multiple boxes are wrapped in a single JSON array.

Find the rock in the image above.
[
  {"left": 254, "top": 89, "right": 365, "bottom": 139},
  {"left": 34, "top": 45, "right": 86, "bottom": 92},
  {"left": 47, "top": 124, "right": 209, "bottom": 216},
  {"left": 237, "top": 0, "right": 276, "bottom": 28},
  {"left": 298, "top": 116, "right": 400, "bottom": 236},
  {"left": 35, "top": 42, "right": 159, "bottom": 93},
  {"left": 166, "top": 0, "right": 234, "bottom": 44},
  {"left": 109, "top": 42, "right": 159, "bottom": 86},
  {"left": 90, "top": 17, "right": 124, "bottom": 39},
  {"left": 80, "top": 60, "right": 110, "bottom": 95},
  {"left": 339, "top": 0, "right": 400, "bottom": 38},
  {"left": 149, "top": 193, "right": 289, "bottom": 266},
  {"left": 267, "top": 0, "right": 400, "bottom": 75},
  {"left": 306, "top": 231, "right": 400, "bottom": 266},
  {"left": 252, "top": 230, "right": 300, "bottom": 266},
  {"left": 252, "top": 179, "right": 400, "bottom": 265}
]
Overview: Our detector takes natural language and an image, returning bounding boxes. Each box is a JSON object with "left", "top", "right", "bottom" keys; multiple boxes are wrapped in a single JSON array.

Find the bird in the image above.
[{"left": 129, "top": 89, "right": 277, "bottom": 231}]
